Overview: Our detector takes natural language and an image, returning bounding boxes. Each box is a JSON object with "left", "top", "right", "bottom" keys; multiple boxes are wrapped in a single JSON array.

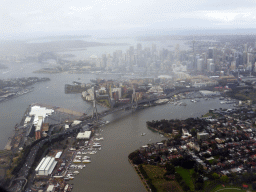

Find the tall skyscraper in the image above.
[
  {"left": 208, "top": 47, "right": 214, "bottom": 59},
  {"left": 197, "top": 58, "right": 203, "bottom": 72},
  {"left": 137, "top": 43, "right": 142, "bottom": 52}
]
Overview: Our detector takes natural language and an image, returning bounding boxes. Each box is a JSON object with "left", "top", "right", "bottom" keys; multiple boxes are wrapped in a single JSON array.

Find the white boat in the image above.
[
  {"left": 70, "top": 165, "right": 77, "bottom": 169},
  {"left": 93, "top": 144, "right": 101, "bottom": 148},
  {"left": 82, "top": 159, "right": 91, "bottom": 163},
  {"left": 73, "top": 171, "right": 79, "bottom": 175},
  {"left": 98, "top": 147, "right": 101, "bottom": 151},
  {"left": 73, "top": 159, "right": 81, "bottom": 163},
  {"left": 141, "top": 133, "right": 146, "bottom": 136},
  {"left": 83, "top": 156, "right": 91, "bottom": 159},
  {"left": 160, "top": 134, "right": 164, "bottom": 137},
  {"left": 78, "top": 165, "right": 84, "bottom": 169}
]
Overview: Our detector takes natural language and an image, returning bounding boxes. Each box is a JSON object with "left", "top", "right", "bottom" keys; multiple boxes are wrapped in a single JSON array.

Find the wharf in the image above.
[{"left": 32, "top": 103, "right": 84, "bottom": 117}]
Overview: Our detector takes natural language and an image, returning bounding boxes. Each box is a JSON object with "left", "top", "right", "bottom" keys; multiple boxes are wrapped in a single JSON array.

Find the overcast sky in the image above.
[{"left": 1, "top": 0, "right": 256, "bottom": 36}]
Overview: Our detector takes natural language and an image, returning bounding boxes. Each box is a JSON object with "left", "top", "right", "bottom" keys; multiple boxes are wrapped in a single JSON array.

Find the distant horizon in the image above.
[{"left": 2, "top": 27, "right": 256, "bottom": 41}]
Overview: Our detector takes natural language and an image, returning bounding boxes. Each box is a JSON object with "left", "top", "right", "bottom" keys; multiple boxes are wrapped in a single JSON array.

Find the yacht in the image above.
[
  {"left": 83, "top": 156, "right": 91, "bottom": 160},
  {"left": 73, "top": 171, "right": 79, "bottom": 175},
  {"left": 82, "top": 159, "right": 91, "bottom": 163},
  {"left": 73, "top": 159, "right": 81, "bottom": 163},
  {"left": 93, "top": 143, "right": 101, "bottom": 148}
]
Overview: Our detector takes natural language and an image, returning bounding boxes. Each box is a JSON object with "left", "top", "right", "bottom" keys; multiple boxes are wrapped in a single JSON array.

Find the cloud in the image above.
[
  {"left": 69, "top": 6, "right": 93, "bottom": 12},
  {"left": 1, "top": 0, "right": 256, "bottom": 34}
]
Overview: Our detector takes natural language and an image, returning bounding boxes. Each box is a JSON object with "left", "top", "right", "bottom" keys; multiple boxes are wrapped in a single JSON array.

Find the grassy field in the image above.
[
  {"left": 143, "top": 165, "right": 183, "bottom": 192},
  {"left": 210, "top": 184, "right": 250, "bottom": 192},
  {"left": 175, "top": 166, "right": 195, "bottom": 191}
]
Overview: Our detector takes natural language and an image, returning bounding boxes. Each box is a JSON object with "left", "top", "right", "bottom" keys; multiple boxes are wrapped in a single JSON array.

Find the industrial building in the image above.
[
  {"left": 29, "top": 105, "right": 54, "bottom": 140},
  {"left": 35, "top": 156, "right": 57, "bottom": 176}
]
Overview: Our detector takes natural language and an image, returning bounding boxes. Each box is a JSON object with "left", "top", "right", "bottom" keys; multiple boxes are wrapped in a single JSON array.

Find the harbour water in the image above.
[
  {"left": 0, "top": 37, "right": 234, "bottom": 191},
  {"left": 70, "top": 98, "right": 233, "bottom": 192}
]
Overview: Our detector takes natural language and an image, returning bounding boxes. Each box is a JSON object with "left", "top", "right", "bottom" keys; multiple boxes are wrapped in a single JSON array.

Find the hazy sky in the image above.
[{"left": 1, "top": 0, "right": 256, "bottom": 36}]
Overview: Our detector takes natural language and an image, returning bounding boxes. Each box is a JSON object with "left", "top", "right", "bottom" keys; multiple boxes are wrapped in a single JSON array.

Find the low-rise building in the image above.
[{"left": 197, "top": 132, "right": 209, "bottom": 140}]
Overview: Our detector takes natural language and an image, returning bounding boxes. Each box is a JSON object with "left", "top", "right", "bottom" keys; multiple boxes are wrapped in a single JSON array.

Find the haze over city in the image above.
[{"left": 2, "top": 0, "right": 256, "bottom": 38}]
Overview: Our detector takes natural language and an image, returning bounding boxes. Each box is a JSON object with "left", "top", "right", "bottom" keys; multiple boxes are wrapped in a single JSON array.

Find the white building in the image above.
[
  {"left": 55, "top": 151, "right": 62, "bottom": 159},
  {"left": 35, "top": 156, "right": 57, "bottom": 176},
  {"left": 46, "top": 185, "right": 55, "bottom": 192},
  {"left": 29, "top": 105, "right": 54, "bottom": 125},
  {"left": 76, "top": 131, "right": 91, "bottom": 140}
]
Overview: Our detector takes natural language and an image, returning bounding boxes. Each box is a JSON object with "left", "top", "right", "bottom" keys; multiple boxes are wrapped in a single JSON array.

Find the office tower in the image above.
[
  {"left": 137, "top": 43, "right": 142, "bottom": 52},
  {"left": 208, "top": 47, "right": 214, "bottom": 59},
  {"left": 207, "top": 59, "right": 214, "bottom": 71},
  {"left": 101, "top": 54, "right": 107, "bottom": 69},
  {"left": 210, "top": 63, "right": 215, "bottom": 72},
  {"left": 152, "top": 44, "right": 156, "bottom": 54},
  {"left": 197, "top": 59, "right": 203, "bottom": 72},
  {"left": 243, "top": 51, "right": 247, "bottom": 65},
  {"left": 244, "top": 44, "right": 248, "bottom": 52}
]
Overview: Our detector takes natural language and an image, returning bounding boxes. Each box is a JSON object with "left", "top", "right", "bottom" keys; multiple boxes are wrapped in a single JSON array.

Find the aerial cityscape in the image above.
[{"left": 3, "top": 1, "right": 256, "bottom": 192}]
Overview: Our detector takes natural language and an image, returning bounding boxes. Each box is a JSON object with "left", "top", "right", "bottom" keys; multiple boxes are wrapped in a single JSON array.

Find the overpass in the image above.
[{"left": 94, "top": 87, "right": 202, "bottom": 118}]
